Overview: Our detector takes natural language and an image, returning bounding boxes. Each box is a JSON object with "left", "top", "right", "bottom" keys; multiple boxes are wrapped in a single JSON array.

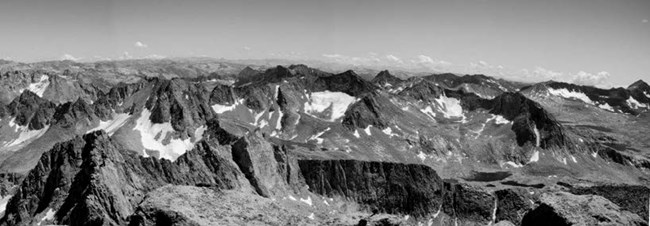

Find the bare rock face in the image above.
[
  {"left": 441, "top": 179, "right": 496, "bottom": 223},
  {"left": 298, "top": 159, "right": 444, "bottom": 217},
  {"left": 494, "top": 188, "right": 534, "bottom": 225},
  {"left": 489, "top": 92, "right": 566, "bottom": 148},
  {"left": 521, "top": 192, "right": 645, "bottom": 226},
  {"left": 341, "top": 93, "right": 391, "bottom": 130},
  {"left": 145, "top": 78, "right": 215, "bottom": 133},
  {"left": 230, "top": 132, "right": 289, "bottom": 198}
]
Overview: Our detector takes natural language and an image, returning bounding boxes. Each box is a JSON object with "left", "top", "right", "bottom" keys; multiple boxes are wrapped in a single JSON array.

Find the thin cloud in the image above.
[
  {"left": 119, "top": 51, "right": 133, "bottom": 60},
  {"left": 134, "top": 41, "right": 148, "bottom": 48},
  {"left": 60, "top": 54, "right": 80, "bottom": 61},
  {"left": 385, "top": 55, "right": 403, "bottom": 64},
  {"left": 643, "top": 19, "right": 648, "bottom": 23},
  {"left": 243, "top": 46, "right": 251, "bottom": 51}
]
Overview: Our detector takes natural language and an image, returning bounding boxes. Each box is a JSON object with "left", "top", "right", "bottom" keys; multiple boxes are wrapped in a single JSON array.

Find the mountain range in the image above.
[{"left": 0, "top": 58, "right": 648, "bottom": 225}]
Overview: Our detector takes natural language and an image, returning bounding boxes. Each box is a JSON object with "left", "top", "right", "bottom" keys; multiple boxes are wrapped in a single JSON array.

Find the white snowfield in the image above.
[
  {"left": 87, "top": 113, "right": 130, "bottom": 135},
  {"left": 133, "top": 109, "right": 205, "bottom": 160},
  {"left": 3, "top": 118, "right": 49, "bottom": 148},
  {"left": 434, "top": 94, "right": 463, "bottom": 118},
  {"left": 547, "top": 88, "right": 594, "bottom": 104},
  {"left": 19, "top": 75, "right": 50, "bottom": 97},
  {"left": 304, "top": 91, "right": 356, "bottom": 121}
]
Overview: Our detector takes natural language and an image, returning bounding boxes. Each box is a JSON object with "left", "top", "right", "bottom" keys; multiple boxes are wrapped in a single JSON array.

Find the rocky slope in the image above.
[{"left": 0, "top": 59, "right": 648, "bottom": 225}]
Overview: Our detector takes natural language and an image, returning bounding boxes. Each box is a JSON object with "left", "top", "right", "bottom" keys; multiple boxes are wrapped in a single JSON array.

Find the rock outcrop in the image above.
[
  {"left": 298, "top": 159, "right": 443, "bottom": 217},
  {"left": 521, "top": 192, "right": 645, "bottom": 226}
]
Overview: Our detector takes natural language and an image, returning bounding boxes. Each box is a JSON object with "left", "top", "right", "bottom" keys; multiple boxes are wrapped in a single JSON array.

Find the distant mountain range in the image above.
[{"left": 0, "top": 58, "right": 648, "bottom": 225}]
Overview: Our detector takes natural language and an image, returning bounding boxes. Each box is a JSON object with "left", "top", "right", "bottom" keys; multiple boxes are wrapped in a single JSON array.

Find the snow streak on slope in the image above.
[
  {"left": 534, "top": 127, "right": 541, "bottom": 147},
  {"left": 19, "top": 75, "right": 49, "bottom": 97},
  {"left": 598, "top": 103, "right": 615, "bottom": 112},
  {"left": 304, "top": 91, "right": 356, "bottom": 121},
  {"left": 547, "top": 88, "right": 594, "bottom": 104},
  {"left": 434, "top": 94, "right": 463, "bottom": 118},
  {"left": 87, "top": 113, "right": 130, "bottom": 135},
  {"left": 133, "top": 109, "right": 204, "bottom": 160},
  {"left": 626, "top": 96, "right": 648, "bottom": 109},
  {"left": 3, "top": 118, "right": 49, "bottom": 148}
]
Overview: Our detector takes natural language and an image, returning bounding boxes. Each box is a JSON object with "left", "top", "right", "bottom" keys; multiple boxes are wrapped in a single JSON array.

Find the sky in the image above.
[{"left": 0, "top": 0, "right": 648, "bottom": 87}]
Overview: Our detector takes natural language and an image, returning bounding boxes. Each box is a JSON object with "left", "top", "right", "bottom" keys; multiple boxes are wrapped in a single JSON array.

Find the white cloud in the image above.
[
  {"left": 145, "top": 54, "right": 166, "bottom": 59},
  {"left": 134, "top": 41, "right": 148, "bottom": 48},
  {"left": 243, "top": 46, "right": 251, "bottom": 51},
  {"left": 478, "top": 60, "right": 489, "bottom": 67},
  {"left": 571, "top": 71, "right": 610, "bottom": 87},
  {"left": 416, "top": 55, "right": 434, "bottom": 64},
  {"left": 60, "top": 54, "right": 80, "bottom": 61},
  {"left": 532, "top": 67, "right": 563, "bottom": 80},
  {"left": 643, "top": 19, "right": 648, "bottom": 23},
  {"left": 385, "top": 55, "right": 403, "bottom": 64}
]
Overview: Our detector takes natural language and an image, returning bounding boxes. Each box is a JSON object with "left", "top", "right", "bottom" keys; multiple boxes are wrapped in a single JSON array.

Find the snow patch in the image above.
[
  {"left": 548, "top": 88, "right": 594, "bottom": 104},
  {"left": 288, "top": 195, "right": 297, "bottom": 201},
  {"left": 571, "top": 155, "right": 577, "bottom": 163},
  {"left": 493, "top": 115, "right": 510, "bottom": 124},
  {"left": 20, "top": 75, "right": 49, "bottom": 97},
  {"left": 598, "top": 103, "right": 615, "bottom": 111},
  {"left": 627, "top": 96, "right": 648, "bottom": 109},
  {"left": 434, "top": 94, "right": 463, "bottom": 118},
  {"left": 88, "top": 113, "right": 130, "bottom": 135},
  {"left": 0, "top": 195, "right": 12, "bottom": 215},
  {"left": 300, "top": 196, "right": 313, "bottom": 206},
  {"left": 275, "top": 110, "right": 283, "bottom": 130},
  {"left": 307, "top": 213, "right": 315, "bottom": 220},
  {"left": 489, "top": 199, "right": 498, "bottom": 225},
  {"left": 364, "top": 126, "right": 372, "bottom": 136},
  {"left": 304, "top": 91, "right": 356, "bottom": 121},
  {"left": 529, "top": 151, "right": 540, "bottom": 163},
  {"left": 37, "top": 208, "right": 55, "bottom": 226},
  {"left": 211, "top": 99, "right": 243, "bottom": 114},
  {"left": 417, "top": 151, "right": 427, "bottom": 161},
  {"left": 352, "top": 129, "right": 360, "bottom": 138},
  {"left": 533, "top": 127, "right": 541, "bottom": 147},
  {"left": 309, "top": 128, "right": 330, "bottom": 144},
  {"left": 503, "top": 161, "right": 523, "bottom": 168},
  {"left": 420, "top": 106, "right": 436, "bottom": 118},
  {"left": 133, "top": 109, "right": 198, "bottom": 160}
]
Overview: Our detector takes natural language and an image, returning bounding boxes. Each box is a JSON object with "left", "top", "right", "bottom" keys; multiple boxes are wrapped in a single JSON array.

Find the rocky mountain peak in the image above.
[
  {"left": 628, "top": 79, "right": 649, "bottom": 91},
  {"left": 372, "top": 70, "right": 403, "bottom": 87},
  {"left": 7, "top": 90, "right": 56, "bottom": 130},
  {"left": 312, "top": 70, "right": 377, "bottom": 96}
]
